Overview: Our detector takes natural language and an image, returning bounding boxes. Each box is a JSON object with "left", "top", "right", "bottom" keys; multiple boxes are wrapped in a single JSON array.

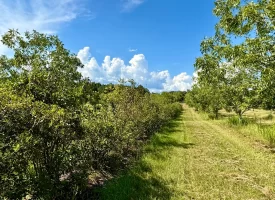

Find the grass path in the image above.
[{"left": 100, "top": 105, "right": 275, "bottom": 199}]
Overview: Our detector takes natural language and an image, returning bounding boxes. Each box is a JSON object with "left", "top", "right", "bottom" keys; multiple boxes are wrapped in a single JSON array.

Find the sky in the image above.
[{"left": 0, "top": 0, "right": 217, "bottom": 92}]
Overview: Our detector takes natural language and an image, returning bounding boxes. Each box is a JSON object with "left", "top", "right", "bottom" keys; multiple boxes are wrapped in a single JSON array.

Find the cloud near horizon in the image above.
[{"left": 77, "top": 47, "right": 192, "bottom": 92}]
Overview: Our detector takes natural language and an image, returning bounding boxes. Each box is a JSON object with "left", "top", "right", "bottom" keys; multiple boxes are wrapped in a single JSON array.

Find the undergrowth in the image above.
[
  {"left": 259, "top": 126, "right": 275, "bottom": 148},
  {"left": 227, "top": 116, "right": 251, "bottom": 126}
]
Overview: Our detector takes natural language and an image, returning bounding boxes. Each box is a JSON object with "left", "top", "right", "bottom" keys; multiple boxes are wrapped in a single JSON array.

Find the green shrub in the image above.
[
  {"left": 264, "top": 113, "right": 273, "bottom": 120},
  {"left": 228, "top": 116, "right": 250, "bottom": 126},
  {"left": 0, "top": 30, "right": 183, "bottom": 199},
  {"left": 0, "top": 92, "right": 90, "bottom": 199},
  {"left": 0, "top": 83, "right": 183, "bottom": 199}
]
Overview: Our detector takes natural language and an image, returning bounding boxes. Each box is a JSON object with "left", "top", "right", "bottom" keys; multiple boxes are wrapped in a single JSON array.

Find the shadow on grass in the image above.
[
  {"left": 147, "top": 118, "right": 195, "bottom": 151},
  {"left": 83, "top": 115, "right": 194, "bottom": 200},
  {"left": 97, "top": 170, "right": 172, "bottom": 200}
]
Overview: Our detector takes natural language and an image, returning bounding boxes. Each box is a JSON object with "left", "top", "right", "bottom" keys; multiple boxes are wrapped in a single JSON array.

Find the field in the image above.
[
  {"left": 219, "top": 109, "right": 275, "bottom": 125},
  {"left": 100, "top": 105, "right": 275, "bottom": 199}
]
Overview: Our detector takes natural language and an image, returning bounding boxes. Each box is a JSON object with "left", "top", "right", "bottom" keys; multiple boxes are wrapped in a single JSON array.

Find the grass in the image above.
[
  {"left": 218, "top": 108, "right": 275, "bottom": 149},
  {"left": 260, "top": 126, "right": 275, "bottom": 148},
  {"left": 219, "top": 108, "right": 275, "bottom": 125},
  {"left": 99, "top": 118, "right": 193, "bottom": 200},
  {"left": 98, "top": 105, "right": 275, "bottom": 199},
  {"left": 227, "top": 116, "right": 251, "bottom": 126}
]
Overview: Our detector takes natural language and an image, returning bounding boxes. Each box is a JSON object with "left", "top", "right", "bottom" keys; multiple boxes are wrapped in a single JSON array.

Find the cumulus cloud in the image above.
[
  {"left": 0, "top": 0, "right": 91, "bottom": 55},
  {"left": 121, "top": 0, "right": 145, "bottom": 12},
  {"left": 77, "top": 46, "right": 192, "bottom": 92},
  {"left": 77, "top": 47, "right": 91, "bottom": 64},
  {"left": 163, "top": 73, "right": 192, "bottom": 91}
]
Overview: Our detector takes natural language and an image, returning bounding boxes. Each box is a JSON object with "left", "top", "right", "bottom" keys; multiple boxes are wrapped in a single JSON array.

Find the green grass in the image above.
[
  {"left": 211, "top": 108, "right": 275, "bottom": 149},
  {"left": 259, "top": 126, "right": 275, "bottom": 148},
  {"left": 99, "top": 105, "right": 275, "bottom": 199},
  {"left": 227, "top": 116, "right": 251, "bottom": 126},
  {"left": 99, "top": 117, "right": 192, "bottom": 200},
  {"left": 218, "top": 109, "right": 275, "bottom": 149},
  {"left": 219, "top": 108, "right": 275, "bottom": 125}
]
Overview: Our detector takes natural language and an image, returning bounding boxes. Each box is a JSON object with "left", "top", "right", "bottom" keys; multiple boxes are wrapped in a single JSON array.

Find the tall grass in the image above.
[
  {"left": 227, "top": 116, "right": 250, "bottom": 126},
  {"left": 259, "top": 126, "right": 275, "bottom": 148},
  {"left": 223, "top": 114, "right": 275, "bottom": 148}
]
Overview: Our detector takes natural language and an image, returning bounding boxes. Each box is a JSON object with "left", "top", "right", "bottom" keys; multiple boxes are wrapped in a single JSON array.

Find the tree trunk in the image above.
[{"left": 237, "top": 110, "right": 243, "bottom": 120}]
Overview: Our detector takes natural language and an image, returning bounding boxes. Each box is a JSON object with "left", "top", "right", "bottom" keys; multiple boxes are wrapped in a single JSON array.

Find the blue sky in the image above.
[{"left": 0, "top": 0, "right": 217, "bottom": 91}]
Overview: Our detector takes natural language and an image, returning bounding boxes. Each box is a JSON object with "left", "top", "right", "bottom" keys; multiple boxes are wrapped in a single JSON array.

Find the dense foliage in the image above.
[
  {"left": 0, "top": 30, "right": 183, "bottom": 199},
  {"left": 186, "top": 0, "right": 275, "bottom": 119}
]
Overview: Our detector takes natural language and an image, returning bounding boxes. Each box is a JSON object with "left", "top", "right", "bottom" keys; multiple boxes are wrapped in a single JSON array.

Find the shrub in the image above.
[
  {"left": 0, "top": 30, "right": 183, "bottom": 199},
  {"left": 263, "top": 113, "right": 273, "bottom": 120},
  {"left": 0, "top": 92, "right": 90, "bottom": 199},
  {"left": 228, "top": 116, "right": 250, "bottom": 126}
]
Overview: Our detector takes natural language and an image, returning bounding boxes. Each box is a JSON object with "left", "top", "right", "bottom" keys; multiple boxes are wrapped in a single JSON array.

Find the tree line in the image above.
[
  {"left": 0, "top": 30, "right": 185, "bottom": 199},
  {"left": 186, "top": 0, "right": 275, "bottom": 119}
]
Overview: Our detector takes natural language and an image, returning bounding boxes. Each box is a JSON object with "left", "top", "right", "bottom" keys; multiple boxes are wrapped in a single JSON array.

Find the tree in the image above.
[
  {"left": 189, "top": 0, "right": 267, "bottom": 119},
  {"left": 185, "top": 84, "right": 224, "bottom": 118},
  {"left": 222, "top": 64, "right": 260, "bottom": 118},
  {"left": 1, "top": 29, "right": 84, "bottom": 108},
  {"left": 213, "top": 0, "right": 275, "bottom": 109}
]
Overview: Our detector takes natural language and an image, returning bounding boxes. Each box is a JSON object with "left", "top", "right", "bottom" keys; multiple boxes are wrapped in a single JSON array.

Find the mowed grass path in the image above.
[{"left": 100, "top": 105, "right": 275, "bottom": 200}]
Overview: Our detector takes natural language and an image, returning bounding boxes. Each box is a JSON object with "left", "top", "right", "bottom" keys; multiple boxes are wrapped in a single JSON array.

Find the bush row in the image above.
[
  {"left": 0, "top": 30, "right": 184, "bottom": 199},
  {"left": 0, "top": 81, "right": 183, "bottom": 200}
]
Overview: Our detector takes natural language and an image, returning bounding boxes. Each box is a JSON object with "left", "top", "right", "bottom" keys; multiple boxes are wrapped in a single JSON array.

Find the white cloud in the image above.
[
  {"left": 150, "top": 71, "right": 169, "bottom": 80},
  {"left": 163, "top": 72, "right": 192, "bottom": 91},
  {"left": 122, "top": 54, "right": 148, "bottom": 83},
  {"left": 129, "top": 48, "right": 138, "bottom": 52},
  {"left": 0, "top": 0, "right": 91, "bottom": 55},
  {"left": 122, "top": 0, "right": 145, "bottom": 12},
  {"left": 77, "top": 47, "right": 104, "bottom": 82},
  {"left": 77, "top": 47, "right": 91, "bottom": 64},
  {"left": 77, "top": 46, "right": 192, "bottom": 92}
]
